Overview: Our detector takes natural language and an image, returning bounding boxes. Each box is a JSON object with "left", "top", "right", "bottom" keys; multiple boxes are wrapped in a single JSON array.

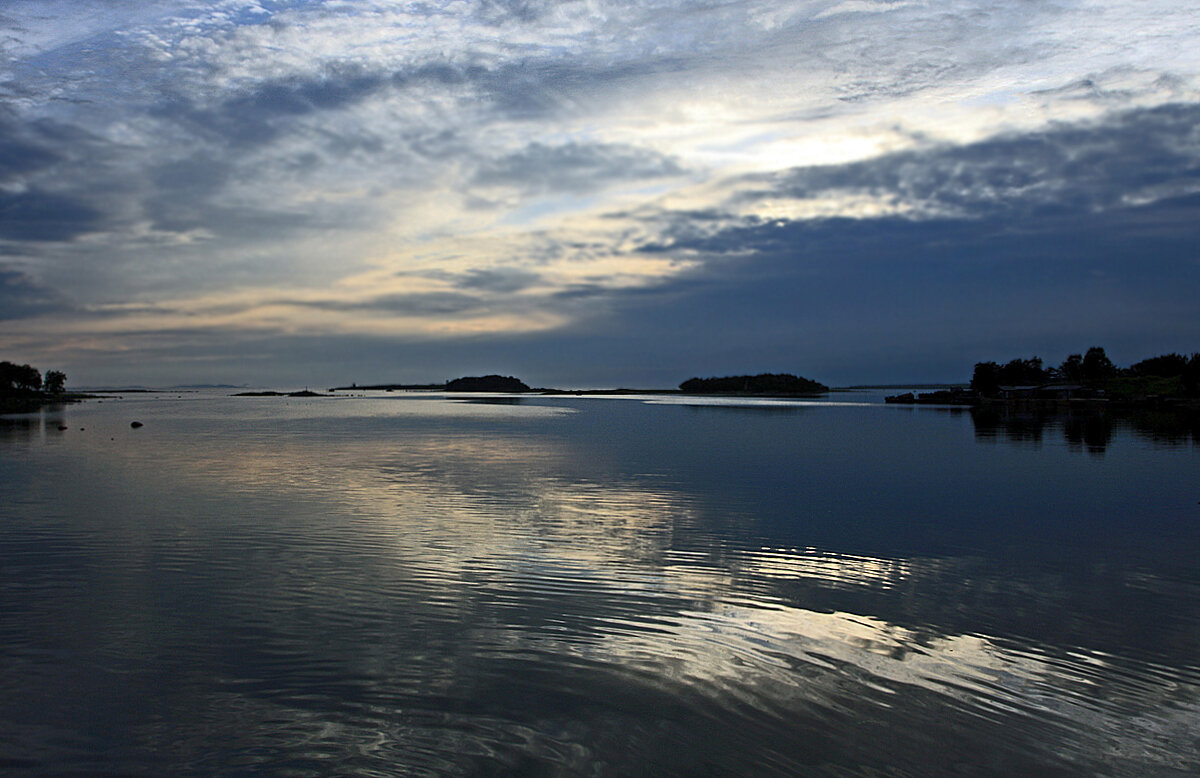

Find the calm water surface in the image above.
[{"left": 1, "top": 392, "right": 1198, "bottom": 776}]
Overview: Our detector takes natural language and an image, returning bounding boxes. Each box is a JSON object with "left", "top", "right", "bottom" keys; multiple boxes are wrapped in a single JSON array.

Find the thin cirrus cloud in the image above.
[{"left": 0, "top": 0, "right": 1198, "bottom": 386}]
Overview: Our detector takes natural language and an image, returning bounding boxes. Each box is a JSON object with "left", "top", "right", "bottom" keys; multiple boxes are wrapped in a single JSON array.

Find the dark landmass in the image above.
[
  {"left": 328, "top": 375, "right": 532, "bottom": 393},
  {"left": 233, "top": 389, "right": 329, "bottom": 397},
  {"left": 168, "top": 384, "right": 246, "bottom": 390},
  {"left": 328, "top": 383, "right": 445, "bottom": 392},
  {"left": 537, "top": 388, "right": 679, "bottom": 396},
  {"left": 885, "top": 389, "right": 979, "bottom": 406},
  {"left": 887, "top": 347, "right": 1200, "bottom": 409},
  {"left": 445, "top": 375, "right": 531, "bottom": 392},
  {"left": 0, "top": 360, "right": 94, "bottom": 413},
  {"left": 331, "top": 372, "right": 829, "bottom": 397},
  {"left": 678, "top": 373, "right": 829, "bottom": 395}
]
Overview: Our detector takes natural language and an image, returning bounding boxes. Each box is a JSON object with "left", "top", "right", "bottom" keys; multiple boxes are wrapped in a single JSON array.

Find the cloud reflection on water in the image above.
[{"left": 3, "top": 396, "right": 1199, "bottom": 774}]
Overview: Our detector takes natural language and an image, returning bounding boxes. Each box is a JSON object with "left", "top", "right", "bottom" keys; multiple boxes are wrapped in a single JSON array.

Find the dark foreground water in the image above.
[{"left": 1, "top": 392, "right": 1198, "bottom": 776}]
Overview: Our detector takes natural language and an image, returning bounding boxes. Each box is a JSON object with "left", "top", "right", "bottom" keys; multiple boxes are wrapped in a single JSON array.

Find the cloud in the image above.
[
  {"left": 0, "top": 135, "right": 58, "bottom": 180},
  {"left": 286, "top": 292, "right": 488, "bottom": 318},
  {"left": 0, "top": 108, "right": 71, "bottom": 182},
  {"left": 455, "top": 268, "right": 543, "bottom": 294},
  {"left": 0, "top": 267, "right": 70, "bottom": 319},
  {"left": 472, "top": 141, "right": 684, "bottom": 195},
  {"left": 0, "top": 189, "right": 105, "bottom": 242},
  {"left": 628, "top": 101, "right": 1200, "bottom": 251},
  {"left": 158, "top": 63, "right": 391, "bottom": 148}
]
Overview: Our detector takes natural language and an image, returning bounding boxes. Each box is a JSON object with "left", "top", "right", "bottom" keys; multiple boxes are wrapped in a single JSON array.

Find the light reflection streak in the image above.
[{"left": 743, "top": 546, "right": 916, "bottom": 589}]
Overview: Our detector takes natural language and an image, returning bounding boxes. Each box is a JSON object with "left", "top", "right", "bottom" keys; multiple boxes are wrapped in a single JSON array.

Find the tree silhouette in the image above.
[
  {"left": 1128, "top": 353, "right": 1188, "bottom": 377},
  {"left": 1081, "top": 347, "right": 1117, "bottom": 381},
  {"left": 0, "top": 361, "right": 42, "bottom": 394},
  {"left": 43, "top": 370, "right": 67, "bottom": 394},
  {"left": 1184, "top": 354, "right": 1200, "bottom": 396},
  {"left": 971, "top": 357, "right": 1048, "bottom": 393},
  {"left": 1057, "top": 353, "right": 1083, "bottom": 382},
  {"left": 970, "top": 362, "right": 1001, "bottom": 394}
]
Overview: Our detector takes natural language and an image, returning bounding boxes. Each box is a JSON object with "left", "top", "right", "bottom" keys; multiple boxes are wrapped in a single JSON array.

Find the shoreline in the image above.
[{"left": 0, "top": 393, "right": 98, "bottom": 414}]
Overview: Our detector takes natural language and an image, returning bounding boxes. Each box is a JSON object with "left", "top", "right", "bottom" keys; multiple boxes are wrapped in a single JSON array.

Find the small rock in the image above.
[
  {"left": 58, "top": 425, "right": 69, "bottom": 431},
  {"left": 130, "top": 421, "right": 144, "bottom": 428}
]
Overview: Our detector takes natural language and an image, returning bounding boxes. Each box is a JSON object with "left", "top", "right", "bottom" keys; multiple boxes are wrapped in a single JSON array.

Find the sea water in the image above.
[{"left": 1, "top": 392, "right": 1198, "bottom": 776}]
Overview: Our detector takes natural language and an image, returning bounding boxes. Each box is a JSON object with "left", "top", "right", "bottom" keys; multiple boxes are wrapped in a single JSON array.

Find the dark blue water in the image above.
[{"left": 2, "top": 393, "right": 1198, "bottom": 776}]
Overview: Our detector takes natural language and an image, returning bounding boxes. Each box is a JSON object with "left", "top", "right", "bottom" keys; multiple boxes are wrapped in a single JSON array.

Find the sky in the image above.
[{"left": 2, "top": 0, "right": 1199, "bottom": 388}]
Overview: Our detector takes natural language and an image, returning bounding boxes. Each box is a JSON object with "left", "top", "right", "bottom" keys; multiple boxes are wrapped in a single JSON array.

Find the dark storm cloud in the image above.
[
  {"left": 739, "top": 103, "right": 1200, "bottom": 220},
  {"left": 157, "top": 63, "right": 390, "bottom": 147},
  {"left": 0, "top": 109, "right": 65, "bottom": 181},
  {"left": 156, "top": 55, "right": 609, "bottom": 153},
  {"left": 0, "top": 189, "right": 105, "bottom": 242},
  {"left": 0, "top": 136, "right": 58, "bottom": 180},
  {"left": 0, "top": 107, "right": 147, "bottom": 244},
  {"left": 0, "top": 267, "right": 70, "bottom": 319},
  {"left": 472, "top": 141, "right": 683, "bottom": 194},
  {"left": 144, "top": 152, "right": 320, "bottom": 239},
  {"left": 161, "top": 57, "right": 634, "bottom": 149},
  {"left": 151, "top": 56, "right": 592, "bottom": 157}
]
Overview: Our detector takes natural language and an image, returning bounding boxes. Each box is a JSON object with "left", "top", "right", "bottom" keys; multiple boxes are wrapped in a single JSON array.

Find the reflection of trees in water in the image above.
[
  {"left": 970, "top": 405, "right": 1200, "bottom": 453},
  {"left": 1124, "top": 408, "right": 1200, "bottom": 445},
  {"left": 1061, "top": 414, "right": 1113, "bottom": 454},
  {"left": 0, "top": 413, "right": 67, "bottom": 443},
  {"left": 971, "top": 406, "right": 1053, "bottom": 446}
]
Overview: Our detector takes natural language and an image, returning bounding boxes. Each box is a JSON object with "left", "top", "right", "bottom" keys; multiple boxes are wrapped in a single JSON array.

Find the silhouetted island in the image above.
[
  {"left": 329, "top": 375, "right": 531, "bottom": 393},
  {"left": 444, "top": 375, "right": 531, "bottom": 392},
  {"left": 679, "top": 373, "right": 829, "bottom": 395},
  {"left": 331, "top": 373, "right": 831, "bottom": 396}
]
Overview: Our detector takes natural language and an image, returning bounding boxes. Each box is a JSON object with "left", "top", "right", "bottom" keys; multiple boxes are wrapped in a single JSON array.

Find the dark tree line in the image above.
[
  {"left": 679, "top": 373, "right": 829, "bottom": 395},
  {"left": 971, "top": 347, "right": 1199, "bottom": 395},
  {"left": 0, "top": 361, "right": 67, "bottom": 396}
]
